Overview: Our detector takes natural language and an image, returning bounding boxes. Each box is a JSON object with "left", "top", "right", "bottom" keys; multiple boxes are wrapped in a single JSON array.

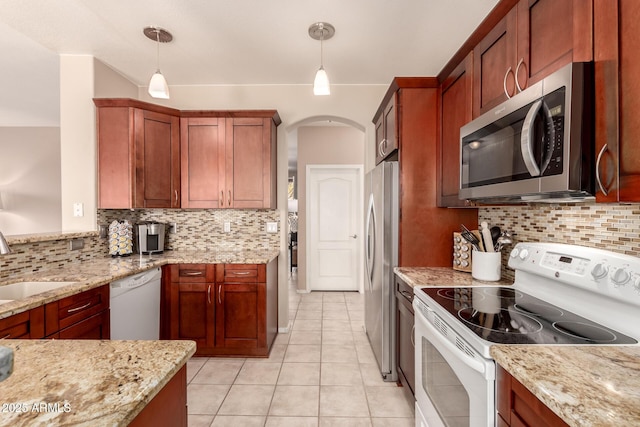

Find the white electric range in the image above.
[{"left": 413, "top": 242, "right": 640, "bottom": 427}]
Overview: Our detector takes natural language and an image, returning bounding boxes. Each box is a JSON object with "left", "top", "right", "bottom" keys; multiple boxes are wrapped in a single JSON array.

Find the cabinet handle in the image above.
[
  {"left": 207, "top": 284, "right": 211, "bottom": 304},
  {"left": 380, "top": 139, "right": 388, "bottom": 156},
  {"left": 503, "top": 67, "right": 514, "bottom": 99},
  {"left": 220, "top": 191, "right": 224, "bottom": 207},
  {"left": 515, "top": 58, "right": 525, "bottom": 93},
  {"left": 67, "top": 301, "right": 92, "bottom": 313},
  {"left": 411, "top": 325, "right": 415, "bottom": 348},
  {"left": 2, "top": 334, "right": 10, "bottom": 339},
  {"left": 229, "top": 271, "right": 252, "bottom": 276},
  {"left": 400, "top": 290, "right": 413, "bottom": 301},
  {"left": 228, "top": 190, "right": 231, "bottom": 207},
  {"left": 596, "top": 144, "right": 610, "bottom": 196},
  {"left": 182, "top": 271, "right": 204, "bottom": 276},
  {"left": 218, "top": 285, "right": 222, "bottom": 305},
  {"left": 174, "top": 190, "right": 178, "bottom": 205}
]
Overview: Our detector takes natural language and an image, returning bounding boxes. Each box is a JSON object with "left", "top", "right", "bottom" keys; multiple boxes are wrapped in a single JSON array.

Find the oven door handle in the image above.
[{"left": 416, "top": 306, "right": 488, "bottom": 376}]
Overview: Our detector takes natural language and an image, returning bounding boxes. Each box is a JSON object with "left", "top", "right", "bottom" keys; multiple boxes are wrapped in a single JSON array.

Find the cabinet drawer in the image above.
[
  {"left": 45, "top": 285, "right": 109, "bottom": 336},
  {"left": 396, "top": 277, "right": 414, "bottom": 307},
  {"left": 222, "top": 264, "right": 262, "bottom": 283},
  {"left": 54, "top": 310, "right": 110, "bottom": 340},
  {"left": 172, "top": 264, "right": 215, "bottom": 283},
  {"left": 0, "top": 306, "right": 45, "bottom": 339}
]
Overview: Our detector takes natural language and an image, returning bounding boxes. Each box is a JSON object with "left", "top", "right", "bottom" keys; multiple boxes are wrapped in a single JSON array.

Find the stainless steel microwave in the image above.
[{"left": 459, "top": 62, "right": 594, "bottom": 203}]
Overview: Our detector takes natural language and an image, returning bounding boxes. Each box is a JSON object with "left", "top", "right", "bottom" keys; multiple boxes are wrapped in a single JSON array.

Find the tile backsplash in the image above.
[
  {"left": 0, "top": 209, "right": 280, "bottom": 280},
  {"left": 480, "top": 202, "right": 640, "bottom": 280}
]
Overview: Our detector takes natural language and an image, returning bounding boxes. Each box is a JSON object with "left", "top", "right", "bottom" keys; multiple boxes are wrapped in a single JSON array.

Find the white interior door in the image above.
[{"left": 307, "top": 165, "right": 362, "bottom": 291}]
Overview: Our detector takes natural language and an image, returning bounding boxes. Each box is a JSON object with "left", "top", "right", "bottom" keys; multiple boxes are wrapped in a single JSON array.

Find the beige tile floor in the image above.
[{"left": 186, "top": 273, "right": 414, "bottom": 426}]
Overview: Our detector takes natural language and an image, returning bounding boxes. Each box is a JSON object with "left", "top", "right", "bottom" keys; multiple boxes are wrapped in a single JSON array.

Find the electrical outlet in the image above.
[
  {"left": 266, "top": 222, "right": 278, "bottom": 233},
  {"left": 169, "top": 222, "right": 178, "bottom": 234},
  {"left": 69, "top": 238, "right": 84, "bottom": 251},
  {"left": 73, "top": 202, "right": 83, "bottom": 217},
  {"left": 224, "top": 222, "right": 231, "bottom": 233}
]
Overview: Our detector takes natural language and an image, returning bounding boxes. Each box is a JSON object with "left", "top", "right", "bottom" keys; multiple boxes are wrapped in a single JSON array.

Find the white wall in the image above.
[
  {"left": 296, "top": 125, "right": 366, "bottom": 291},
  {"left": 0, "top": 127, "right": 61, "bottom": 235}
]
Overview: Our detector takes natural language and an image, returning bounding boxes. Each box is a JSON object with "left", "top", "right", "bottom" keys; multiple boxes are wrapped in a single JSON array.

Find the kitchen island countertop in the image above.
[
  {"left": 491, "top": 345, "right": 640, "bottom": 427},
  {"left": 0, "top": 249, "right": 279, "bottom": 320},
  {"left": 0, "top": 339, "right": 195, "bottom": 426}
]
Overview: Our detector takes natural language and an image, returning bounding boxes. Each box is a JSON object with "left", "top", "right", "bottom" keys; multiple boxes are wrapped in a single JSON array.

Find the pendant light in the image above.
[
  {"left": 309, "top": 22, "right": 335, "bottom": 96},
  {"left": 143, "top": 26, "right": 173, "bottom": 99}
]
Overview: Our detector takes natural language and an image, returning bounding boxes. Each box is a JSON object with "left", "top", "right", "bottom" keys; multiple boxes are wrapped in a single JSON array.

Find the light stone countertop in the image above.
[
  {"left": 394, "top": 266, "right": 512, "bottom": 288},
  {"left": 0, "top": 249, "right": 279, "bottom": 320},
  {"left": 0, "top": 339, "right": 195, "bottom": 426},
  {"left": 491, "top": 345, "right": 640, "bottom": 427}
]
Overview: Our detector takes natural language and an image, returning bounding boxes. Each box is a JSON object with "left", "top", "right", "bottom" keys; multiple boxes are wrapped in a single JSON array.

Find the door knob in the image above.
[{"left": 350, "top": 234, "right": 358, "bottom": 239}]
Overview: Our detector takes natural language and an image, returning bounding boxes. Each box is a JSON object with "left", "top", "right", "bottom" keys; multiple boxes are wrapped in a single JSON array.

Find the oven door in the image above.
[{"left": 413, "top": 297, "right": 495, "bottom": 427}]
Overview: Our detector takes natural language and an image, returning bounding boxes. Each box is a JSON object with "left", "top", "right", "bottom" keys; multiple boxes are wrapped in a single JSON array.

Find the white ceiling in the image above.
[{"left": 0, "top": 0, "right": 499, "bottom": 126}]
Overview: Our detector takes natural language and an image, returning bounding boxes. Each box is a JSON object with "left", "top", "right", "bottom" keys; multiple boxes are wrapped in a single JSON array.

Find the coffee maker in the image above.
[{"left": 137, "top": 222, "right": 166, "bottom": 254}]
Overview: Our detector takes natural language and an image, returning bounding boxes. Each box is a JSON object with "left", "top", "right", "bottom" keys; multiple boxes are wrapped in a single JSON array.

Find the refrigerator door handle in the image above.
[{"left": 365, "top": 194, "right": 376, "bottom": 291}]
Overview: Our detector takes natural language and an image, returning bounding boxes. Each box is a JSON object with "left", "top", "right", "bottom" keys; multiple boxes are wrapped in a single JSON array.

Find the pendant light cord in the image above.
[{"left": 155, "top": 29, "right": 161, "bottom": 72}]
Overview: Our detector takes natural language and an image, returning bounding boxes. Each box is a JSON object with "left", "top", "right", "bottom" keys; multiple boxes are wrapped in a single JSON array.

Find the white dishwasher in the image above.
[{"left": 110, "top": 267, "right": 161, "bottom": 340}]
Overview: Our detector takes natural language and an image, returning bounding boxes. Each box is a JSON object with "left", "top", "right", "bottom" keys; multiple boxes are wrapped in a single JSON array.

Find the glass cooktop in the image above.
[{"left": 422, "top": 287, "right": 637, "bottom": 345}]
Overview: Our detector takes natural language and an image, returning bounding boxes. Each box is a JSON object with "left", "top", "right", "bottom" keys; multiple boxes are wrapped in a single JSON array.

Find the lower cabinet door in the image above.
[
  {"left": 397, "top": 296, "right": 415, "bottom": 395},
  {"left": 170, "top": 282, "right": 215, "bottom": 353},
  {"left": 216, "top": 282, "right": 265, "bottom": 351}
]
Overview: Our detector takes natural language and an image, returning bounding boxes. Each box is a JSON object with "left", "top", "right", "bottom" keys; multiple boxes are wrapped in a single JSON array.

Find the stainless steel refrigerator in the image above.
[{"left": 364, "top": 161, "right": 398, "bottom": 382}]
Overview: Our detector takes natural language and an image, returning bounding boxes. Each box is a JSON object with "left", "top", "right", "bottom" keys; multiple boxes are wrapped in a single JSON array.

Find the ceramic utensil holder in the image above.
[{"left": 471, "top": 249, "right": 501, "bottom": 281}]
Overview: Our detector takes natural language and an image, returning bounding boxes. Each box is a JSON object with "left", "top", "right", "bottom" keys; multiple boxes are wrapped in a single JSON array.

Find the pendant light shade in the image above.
[
  {"left": 313, "top": 67, "right": 330, "bottom": 96},
  {"left": 148, "top": 71, "right": 170, "bottom": 99},
  {"left": 309, "top": 22, "right": 335, "bottom": 96},
  {"left": 143, "top": 27, "right": 173, "bottom": 99}
]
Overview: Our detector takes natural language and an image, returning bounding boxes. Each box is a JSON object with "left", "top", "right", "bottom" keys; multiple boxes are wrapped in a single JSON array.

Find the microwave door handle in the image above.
[{"left": 521, "top": 100, "right": 543, "bottom": 177}]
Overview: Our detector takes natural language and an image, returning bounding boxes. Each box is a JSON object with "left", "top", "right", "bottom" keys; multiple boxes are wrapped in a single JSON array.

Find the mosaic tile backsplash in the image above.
[
  {"left": 0, "top": 209, "right": 280, "bottom": 280},
  {"left": 480, "top": 202, "right": 640, "bottom": 280}
]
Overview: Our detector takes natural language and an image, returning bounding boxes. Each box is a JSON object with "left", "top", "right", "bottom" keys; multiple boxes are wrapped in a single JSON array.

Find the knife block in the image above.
[{"left": 453, "top": 231, "right": 481, "bottom": 273}]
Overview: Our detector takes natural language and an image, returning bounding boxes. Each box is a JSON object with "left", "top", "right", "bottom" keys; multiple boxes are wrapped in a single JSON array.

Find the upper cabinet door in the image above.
[
  {"left": 473, "top": 0, "right": 593, "bottom": 118},
  {"left": 516, "top": 0, "right": 593, "bottom": 88},
  {"left": 134, "top": 109, "right": 181, "bottom": 208},
  {"left": 226, "top": 117, "right": 276, "bottom": 209},
  {"left": 181, "top": 117, "right": 226, "bottom": 208},
  {"left": 438, "top": 53, "right": 474, "bottom": 208},
  {"left": 473, "top": 7, "right": 518, "bottom": 117},
  {"left": 374, "top": 97, "right": 397, "bottom": 164},
  {"left": 594, "top": 0, "right": 640, "bottom": 202}
]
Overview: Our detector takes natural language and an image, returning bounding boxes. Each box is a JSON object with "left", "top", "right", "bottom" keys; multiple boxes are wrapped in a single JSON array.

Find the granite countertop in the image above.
[
  {"left": 394, "top": 266, "right": 512, "bottom": 288},
  {"left": 0, "top": 339, "right": 195, "bottom": 426},
  {"left": 0, "top": 249, "right": 279, "bottom": 320},
  {"left": 491, "top": 345, "right": 640, "bottom": 427}
]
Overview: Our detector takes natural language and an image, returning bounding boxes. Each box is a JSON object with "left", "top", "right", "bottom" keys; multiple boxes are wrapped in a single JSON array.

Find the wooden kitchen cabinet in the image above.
[
  {"left": 166, "top": 264, "right": 216, "bottom": 355},
  {"left": 473, "top": 0, "right": 593, "bottom": 117},
  {"left": 497, "top": 365, "right": 568, "bottom": 427},
  {"left": 593, "top": 0, "right": 640, "bottom": 202},
  {"left": 45, "top": 285, "right": 110, "bottom": 339},
  {"left": 129, "top": 365, "right": 187, "bottom": 427},
  {"left": 374, "top": 78, "right": 477, "bottom": 266},
  {"left": 438, "top": 52, "right": 474, "bottom": 207},
  {"left": 0, "top": 306, "right": 44, "bottom": 339},
  {"left": 164, "top": 260, "right": 278, "bottom": 357},
  {"left": 181, "top": 111, "right": 280, "bottom": 209},
  {"left": 395, "top": 276, "right": 415, "bottom": 399},
  {"left": 180, "top": 117, "right": 226, "bottom": 208},
  {"left": 374, "top": 96, "right": 397, "bottom": 164},
  {"left": 94, "top": 98, "right": 181, "bottom": 209}
]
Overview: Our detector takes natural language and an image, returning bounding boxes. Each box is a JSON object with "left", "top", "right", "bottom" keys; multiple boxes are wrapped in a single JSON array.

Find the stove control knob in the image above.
[
  {"left": 510, "top": 248, "right": 520, "bottom": 258},
  {"left": 611, "top": 268, "right": 631, "bottom": 286},
  {"left": 591, "top": 263, "right": 609, "bottom": 280},
  {"left": 518, "top": 249, "right": 529, "bottom": 260}
]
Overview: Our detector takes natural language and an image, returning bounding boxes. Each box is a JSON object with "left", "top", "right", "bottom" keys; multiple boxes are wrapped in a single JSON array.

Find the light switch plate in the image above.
[{"left": 266, "top": 222, "right": 278, "bottom": 233}]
